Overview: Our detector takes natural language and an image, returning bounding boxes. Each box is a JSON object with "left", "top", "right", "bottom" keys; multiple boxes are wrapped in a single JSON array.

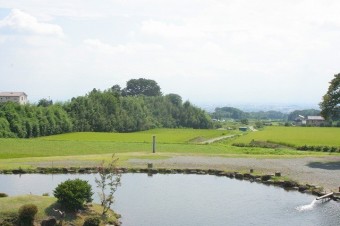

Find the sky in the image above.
[{"left": 0, "top": 0, "right": 339, "bottom": 107}]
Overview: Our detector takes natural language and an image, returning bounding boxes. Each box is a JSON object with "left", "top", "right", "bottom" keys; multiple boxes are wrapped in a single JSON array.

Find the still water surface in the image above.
[{"left": 0, "top": 173, "right": 339, "bottom": 226}]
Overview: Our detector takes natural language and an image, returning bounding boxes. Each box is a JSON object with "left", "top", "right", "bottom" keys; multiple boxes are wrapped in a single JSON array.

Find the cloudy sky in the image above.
[{"left": 0, "top": 0, "right": 339, "bottom": 107}]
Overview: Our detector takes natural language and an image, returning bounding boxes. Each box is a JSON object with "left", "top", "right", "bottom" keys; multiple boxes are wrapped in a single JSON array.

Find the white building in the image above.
[
  {"left": 306, "top": 116, "right": 325, "bottom": 126},
  {"left": 0, "top": 92, "right": 28, "bottom": 105}
]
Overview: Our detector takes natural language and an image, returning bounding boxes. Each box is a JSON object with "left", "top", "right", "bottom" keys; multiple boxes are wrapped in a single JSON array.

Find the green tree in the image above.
[
  {"left": 110, "top": 84, "right": 122, "bottom": 96},
  {"left": 0, "top": 117, "right": 15, "bottom": 137},
  {"left": 165, "top": 93, "right": 182, "bottom": 106},
  {"left": 122, "top": 78, "right": 162, "bottom": 96},
  {"left": 95, "top": 155, "right": 121, "bottom": 215},
  {"left": 54, "top": 179, "right": 93, "bottom": 211},
  {"left": 320, "top": 74, "right": 340, "bottom": 120},
  {"left": 212, "top": 107, "right": 248, "bottom": 120},
  {"left": 240, "top": 118, "right": 249, "bottom": 125},
  {"left": 37, "top": 98, "right": 53, "bottom": 107},
  {"left": 255, "top": 121, "right": 264, "bottom": 129}
]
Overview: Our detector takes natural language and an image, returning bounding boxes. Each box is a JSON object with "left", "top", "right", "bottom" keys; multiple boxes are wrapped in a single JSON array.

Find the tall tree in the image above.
[
  {"left": 320, "top": 74, "right": 340, "bottom": 120},
  {"left": 37, "top": 98, "right": 53, "bottom": 107},
  {"left": 123, "top": 78, "right": 162, "bottom": 96}
]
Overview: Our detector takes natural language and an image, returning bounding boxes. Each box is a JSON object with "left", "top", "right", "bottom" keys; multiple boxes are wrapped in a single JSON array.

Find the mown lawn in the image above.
[
  {"left": 0, "top": 128, "right": 338, "bottom": 169},
  {"left": 38, "top": 128, "right": 234, "bottom": 144},
  {"left": 0, "top": 129, "right": 238, "bottom": 159},
  {"left": 0, "top": 195, "right": 118, "bottom": 225},
  {"left": 234, "top": 126, "right": 340, "bottom": 147},
  {"left": 0, "top": 138, "right": 292, "bottom": 159},
  {"left": 0, "top": 195, "right": 55, "bottom": 221}
]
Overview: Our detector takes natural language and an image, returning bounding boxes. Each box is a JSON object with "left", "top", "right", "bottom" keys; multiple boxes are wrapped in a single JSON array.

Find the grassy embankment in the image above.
[
  {"left": 0, "top": 128, "right": 339, "bottom": 170},
  {"left": 0, "top": 195, "right": 119, "bottom": 225}
]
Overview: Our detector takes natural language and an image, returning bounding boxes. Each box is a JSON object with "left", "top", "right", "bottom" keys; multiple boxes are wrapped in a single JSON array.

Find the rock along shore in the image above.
[{"left": 1, "top": 162, "right": 339, "bottom": 201}]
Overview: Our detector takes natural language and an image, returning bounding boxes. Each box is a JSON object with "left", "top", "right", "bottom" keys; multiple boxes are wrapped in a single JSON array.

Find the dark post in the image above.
[
  {"left": 152, "top": 135, "right": 156, "bottom": 153},
  {"left": 275, "top": 172, "right": 281, "bottom": 177}
]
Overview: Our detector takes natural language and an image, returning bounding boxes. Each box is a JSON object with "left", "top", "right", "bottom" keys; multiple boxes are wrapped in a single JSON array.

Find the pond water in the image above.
[{"left": 0, "top": 173, "right": 339, "bottom": 226}]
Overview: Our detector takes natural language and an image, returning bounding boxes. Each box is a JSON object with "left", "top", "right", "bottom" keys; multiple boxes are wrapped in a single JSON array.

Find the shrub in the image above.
[
  {"left": 323, "top": 146, "right": 330, "bottom": 152},
  {"left": 83, "top": 216, "right": 101, "bottom": 226},
  {"left": 232, "top": 143, "right": 247, "bottom": 147},
  {"left": 0, "top": 192, "right": 8, "bottom": 198},
  {"left": 42, "top": 192, "right": 49, "bottom": 196},
  {"left": 330, "top": 147, "right": 337, "bottom": 152},
  {"left": 54, "top": 179, "right": 93, "bottom": 211},
  {"left": 0, "top": 213, "right": 19, "bottom": 226},
  {"left": 18, "top": 204, "right": 38, "bottom": 226},
  {"left": 315, "top": 146, "right": 322, "bottom": 151},
  {"left": 297, "top": 145, "right": 308, "bottom": 151}
]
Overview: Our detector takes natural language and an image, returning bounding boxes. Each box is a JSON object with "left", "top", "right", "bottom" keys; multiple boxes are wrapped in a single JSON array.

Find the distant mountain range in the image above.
[{"left": 197, "top": 102, "right": 319, "bottom": 114}]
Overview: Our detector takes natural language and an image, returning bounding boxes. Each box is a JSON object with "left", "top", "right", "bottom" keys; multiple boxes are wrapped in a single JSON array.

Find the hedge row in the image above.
[
  {"left": 296, "top": 145, "right": 340, "bottom": 152},
  {"left": 232, "top": 142, "right": 340, "bottom": 153}
]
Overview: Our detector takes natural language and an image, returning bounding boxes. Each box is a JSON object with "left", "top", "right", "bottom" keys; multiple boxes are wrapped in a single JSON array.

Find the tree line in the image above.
[
  {"left": 211, "top": 107, "right": 288, "bottom": 120},
  {"left": 211, "top": 107, "right": 323, "bottom": 121},
  {"left": 0, "top": 78, "right": 212, "bottom": 138},
  {"left": 0, "top": 103, "right": 72, "bottom": 138}
]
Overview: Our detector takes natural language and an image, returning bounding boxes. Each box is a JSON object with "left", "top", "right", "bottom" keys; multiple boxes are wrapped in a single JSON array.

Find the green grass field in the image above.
[
  {"left": 0, "top": 129, "right": 238, "bottom": 159},
  {"left": 234, "top": 126, "right": 340, "bottom": 147},
  {"left": 39, "top": 128, "right": 232, "bottom": 143},
  {"left": 0, "top": 127, "right": 338, "bottom": 170}
]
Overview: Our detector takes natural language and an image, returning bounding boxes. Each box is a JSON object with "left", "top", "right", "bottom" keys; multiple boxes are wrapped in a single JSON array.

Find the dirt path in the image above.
[
  {"left": 248, "top": 126, "right": 258, "bottom": 131},
  {"left": 128, "top": 155, "right": 340, "bottom": 192},
  {"left": 199, "top": 134, "right": 238, "bottom": 144}
]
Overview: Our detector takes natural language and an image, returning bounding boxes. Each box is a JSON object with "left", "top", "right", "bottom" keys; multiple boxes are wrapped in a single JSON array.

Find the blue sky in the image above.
[{"left": 0, "top": 1, "right": 339, "bottom": 106}]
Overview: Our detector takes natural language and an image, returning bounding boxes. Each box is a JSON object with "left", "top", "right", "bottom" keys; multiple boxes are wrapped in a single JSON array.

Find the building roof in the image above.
[
  {"left": 307, "top": 116, "right": 325, "bottom": 121},
  {"left": 0, "top": 92, "right": 27, "bottom": 97}
]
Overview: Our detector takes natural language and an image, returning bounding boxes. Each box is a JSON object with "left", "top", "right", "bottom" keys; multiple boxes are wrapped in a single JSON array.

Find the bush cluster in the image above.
[
  {"left": 18, "top": 204, "right": 38, "bottom": 226},
  {"left": 232, "top": 141, "right": 282, "bottom": 149},
  {"left": 0, "top": 192, "right": 8, "bottom": 198},
  {"left": 297, "top": 145, "right": 340, "bottom": 152},
  {"left": 233, "top": 141, "right": 340, "bottom": 153},
  {"left": 232, "top": 142, "right": 250, "bottom": 147},
  {"left": 83, "top": 217, "right": 101, "bottom": 226},
  {"left": 53, "top": 179, "right": 93, "bottom": 211}
]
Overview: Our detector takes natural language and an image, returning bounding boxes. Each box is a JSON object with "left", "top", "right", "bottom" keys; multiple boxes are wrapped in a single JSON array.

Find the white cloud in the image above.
[
  {"left": 141, "top": 20, "right": 207, "bottom": 39},
  {"left": 83, "top": 39, "right": 163, "bottom": 54},
  {"left": 0, "top": 9, "right": 64, "bottom": 37}
]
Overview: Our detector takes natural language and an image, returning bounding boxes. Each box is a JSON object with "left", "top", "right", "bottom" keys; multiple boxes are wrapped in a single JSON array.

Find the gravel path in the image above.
[
  {"left": 128, "top": 156, "right": 340, "bottom": 192},
  {"left": 198, "top": 134, "right": 237, "bottom": 144}
]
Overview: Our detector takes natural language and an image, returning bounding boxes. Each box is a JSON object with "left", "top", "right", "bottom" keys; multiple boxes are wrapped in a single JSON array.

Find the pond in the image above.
[{"left": 0, "top": 173, "right": 339, "bottom": 226}]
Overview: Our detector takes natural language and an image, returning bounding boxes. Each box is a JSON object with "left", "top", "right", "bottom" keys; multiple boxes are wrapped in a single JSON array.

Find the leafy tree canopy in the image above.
[
  {"left": 122, "top": 78, "right": 162, "bottom": 96},
  {"left": 37, "top": 98, "right": 53, "bottom": 107},
  {"left": 320, "top": 73, "right": 340, "bottom": 120}
]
